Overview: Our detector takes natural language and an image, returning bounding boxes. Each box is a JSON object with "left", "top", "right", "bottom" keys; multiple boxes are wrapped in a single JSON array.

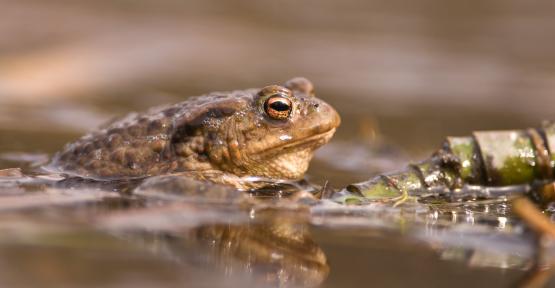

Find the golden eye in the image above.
[{"left": 264, "top": 95, "right": 293, "bottom": 120}]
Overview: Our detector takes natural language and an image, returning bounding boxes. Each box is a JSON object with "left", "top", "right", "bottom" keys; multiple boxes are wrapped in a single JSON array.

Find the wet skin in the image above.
[{"left": 48, "top": 78, "right": 340, "bottom": 188}]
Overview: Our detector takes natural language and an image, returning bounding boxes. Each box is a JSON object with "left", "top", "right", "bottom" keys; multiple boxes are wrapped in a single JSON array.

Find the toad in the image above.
[{"left": 47, "top": 78, "right": 340, "bottom": 189}]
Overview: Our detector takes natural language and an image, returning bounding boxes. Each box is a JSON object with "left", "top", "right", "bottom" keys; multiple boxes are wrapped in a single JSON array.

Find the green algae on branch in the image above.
[{"left": 337, "top": 121, "right": 555, "bottom": 205}]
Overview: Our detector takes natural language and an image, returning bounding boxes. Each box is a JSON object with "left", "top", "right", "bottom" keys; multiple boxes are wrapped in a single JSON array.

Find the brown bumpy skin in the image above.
[{"left": 47, "top": 78, "right": 341, "bottom": 187}]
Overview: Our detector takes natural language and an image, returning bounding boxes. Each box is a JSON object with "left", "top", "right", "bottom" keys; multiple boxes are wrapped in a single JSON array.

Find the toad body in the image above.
[{"left": 48, "top": 78, "right": 340, "bottom": 188}]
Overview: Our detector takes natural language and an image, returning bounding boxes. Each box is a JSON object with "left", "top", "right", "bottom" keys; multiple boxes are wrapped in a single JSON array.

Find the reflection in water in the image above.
[
  {"left": 311, "top": 199, "right": 551, "bottom": 272},
  {"left": 193, "top": 210, "right": 329, "bottom": 287},
  {"left": 106, "top": 207, "right": 329, "bottom": 287}
]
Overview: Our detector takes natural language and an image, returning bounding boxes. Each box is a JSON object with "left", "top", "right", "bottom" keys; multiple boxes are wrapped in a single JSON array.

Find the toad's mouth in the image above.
[{"left": 255, "top": 128, "right": 337, "bottom": 157}]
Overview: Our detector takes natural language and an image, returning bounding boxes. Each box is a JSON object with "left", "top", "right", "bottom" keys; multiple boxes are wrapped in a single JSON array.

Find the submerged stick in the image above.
[
  {"left": 513, "top": 197, "right": 555, "bottom": 239},
  {"left": 512, "top": 197, "right": 555, "bottom": 288}
]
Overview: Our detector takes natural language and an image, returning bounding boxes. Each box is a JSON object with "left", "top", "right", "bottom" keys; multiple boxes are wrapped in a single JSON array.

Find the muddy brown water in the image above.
[{"left": 2, "top": 1, "right": 555, "bottom": 287}]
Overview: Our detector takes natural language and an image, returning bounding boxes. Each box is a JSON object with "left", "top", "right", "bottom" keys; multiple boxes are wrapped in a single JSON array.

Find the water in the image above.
[
  {"left": 0, "top": 165, "right": 548, "bottom": 287},
  {"left": 2, "top": 0, "right": 555, "bottom": 287}
]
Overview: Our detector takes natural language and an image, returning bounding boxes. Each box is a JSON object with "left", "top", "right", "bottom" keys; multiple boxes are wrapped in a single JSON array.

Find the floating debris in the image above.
[{"left": 340, "top": 122, "right": 555, "bottom": 206}]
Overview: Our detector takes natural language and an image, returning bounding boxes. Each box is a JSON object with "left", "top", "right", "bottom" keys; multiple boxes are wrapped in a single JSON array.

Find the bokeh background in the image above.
[
  {"left": 1, "top": 2, "right": 555, "bottom": 287},
  {"left": 1, "top": 0, "right": 555, "bottom": 182}
]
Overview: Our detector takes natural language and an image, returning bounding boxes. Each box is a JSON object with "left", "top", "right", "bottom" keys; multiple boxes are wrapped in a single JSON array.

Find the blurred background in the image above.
[
  {"left": 1, "top": 0, "right": 555, "bottom": 181},
  {"left": 2, "top": 2, "right": 555, "bottom": 287}
]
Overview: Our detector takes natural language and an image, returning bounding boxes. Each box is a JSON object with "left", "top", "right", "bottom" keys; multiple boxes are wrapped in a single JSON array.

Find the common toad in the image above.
[{"left": 47, "top": 78, "right": 340, "bottom": 189}]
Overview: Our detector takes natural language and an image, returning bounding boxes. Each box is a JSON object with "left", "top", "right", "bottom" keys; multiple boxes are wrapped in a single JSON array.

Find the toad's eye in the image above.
[{"left": 264, "top": 95, "right": 293, "bottom": 120}]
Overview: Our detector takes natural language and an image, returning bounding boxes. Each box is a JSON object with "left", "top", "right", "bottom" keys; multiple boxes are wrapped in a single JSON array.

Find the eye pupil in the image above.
[
  {"left": 263, "top": 95, "right": 293, "bottom": 120},
  {"left": 269, "top": 100, "right": 290, "bottom": 111}
]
